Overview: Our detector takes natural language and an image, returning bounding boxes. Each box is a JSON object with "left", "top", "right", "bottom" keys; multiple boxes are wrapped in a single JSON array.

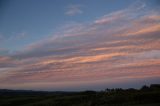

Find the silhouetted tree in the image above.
[{"left": 141, "top": 85, "right": 149, "bottom": 91}]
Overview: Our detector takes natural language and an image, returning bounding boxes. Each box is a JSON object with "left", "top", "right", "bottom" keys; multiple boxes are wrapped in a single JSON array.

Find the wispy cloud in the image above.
[
  {"left": 0, "top": 48, "right": 9, "bottom": 55},
  {"left": 0, "top": 1, "right": 160, "bottom": 90},
  {"left": 65, "top": 4, "right": 83, "bottom": 16},
  {"left": 0, "top": 34, "right": 4, "bottom": 42},
  {"left": 0, "top": 32, "right": 27, "bottom": 44}
]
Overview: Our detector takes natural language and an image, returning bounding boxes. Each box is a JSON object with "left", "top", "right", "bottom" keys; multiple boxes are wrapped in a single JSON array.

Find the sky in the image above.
[{"left": 0, "top": 0, "right": 160, "bottom": 91}]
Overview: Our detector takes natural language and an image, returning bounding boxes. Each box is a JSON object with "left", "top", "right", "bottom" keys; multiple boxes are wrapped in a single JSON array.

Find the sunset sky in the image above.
[{"left": 0, "top": 0, "right": 160, "bottom": 91}]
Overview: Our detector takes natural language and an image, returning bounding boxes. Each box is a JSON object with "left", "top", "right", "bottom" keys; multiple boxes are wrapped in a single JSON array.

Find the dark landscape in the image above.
[{"left": 0, "top": 84, "right": 160, "bottom": 106}]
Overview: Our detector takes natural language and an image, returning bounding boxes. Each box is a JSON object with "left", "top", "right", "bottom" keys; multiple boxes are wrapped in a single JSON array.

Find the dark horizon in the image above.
[
  {"left": 0, "top": 83, "right": 159, "bottom": 92},
  {"left": 1, "top": 83, "right": 160, "bottom": 106},
  {"left": 1, "top": 78, "right": 160, "bottom": 92}
]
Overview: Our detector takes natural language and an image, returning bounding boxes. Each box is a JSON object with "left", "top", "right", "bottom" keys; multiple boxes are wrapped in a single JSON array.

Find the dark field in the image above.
[{"left": 0, "top": 84, "right": 160, "bottom": 106}]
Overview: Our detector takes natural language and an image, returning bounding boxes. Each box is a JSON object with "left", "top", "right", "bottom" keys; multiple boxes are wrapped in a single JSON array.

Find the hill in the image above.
[{"left": 0, "top": 84, "right": 160, "bottom": 106}]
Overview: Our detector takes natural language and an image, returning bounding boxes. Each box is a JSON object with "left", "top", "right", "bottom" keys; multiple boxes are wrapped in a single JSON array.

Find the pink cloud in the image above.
[{"left": 0, "top": 1, "right": 160, "bottom": 90}]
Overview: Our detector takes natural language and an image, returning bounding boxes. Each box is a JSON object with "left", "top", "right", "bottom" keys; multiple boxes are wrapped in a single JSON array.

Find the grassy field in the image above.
[{"left": 0, "top": 84, "right": 160, "bottom": 106}]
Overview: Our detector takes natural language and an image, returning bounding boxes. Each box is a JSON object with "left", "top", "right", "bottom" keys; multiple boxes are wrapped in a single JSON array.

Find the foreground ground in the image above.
[{"left": 0, "top": 84, "right": 160, "bottom": 106}]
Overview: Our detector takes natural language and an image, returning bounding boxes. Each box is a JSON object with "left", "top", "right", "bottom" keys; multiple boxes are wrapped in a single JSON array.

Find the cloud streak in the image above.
[
  {"left": 0, "top": 1, "right": 160, "bottom": 90},
  {"left": 65, "top": 4, "right": 83, "bottom": 16}
]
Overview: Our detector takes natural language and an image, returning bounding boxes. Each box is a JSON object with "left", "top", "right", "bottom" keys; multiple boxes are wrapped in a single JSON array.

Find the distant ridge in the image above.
[
  {"left": 0, "top": 84, "right": 160, "bottom": 106},
  {"left": 0, "top": 84, "right": 159, "bottom": 94}
]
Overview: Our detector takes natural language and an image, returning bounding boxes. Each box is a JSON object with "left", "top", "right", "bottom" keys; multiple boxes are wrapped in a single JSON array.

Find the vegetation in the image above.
[{"left": 0, "top": 84, "right": 160, "bottom": 106}]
